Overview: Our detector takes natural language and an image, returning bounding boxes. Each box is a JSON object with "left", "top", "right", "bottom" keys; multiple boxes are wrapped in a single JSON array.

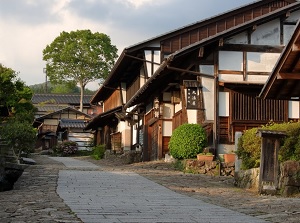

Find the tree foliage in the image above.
[
  {"left": 0, "top": 64, "right": 35, "bottom": 121},
  {"left": 0, "top": 64, "right": 37, "bottom": 160},
  {"left": 0, "top": 120, "right": 37, "bottom": 159},
  {"left": 42, "top": 29, "right": 118, "bottom": 111}
]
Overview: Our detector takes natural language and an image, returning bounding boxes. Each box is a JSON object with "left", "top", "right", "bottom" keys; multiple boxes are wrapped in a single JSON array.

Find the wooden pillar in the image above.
[{"left": 257, "top": 129, "right": 286, "bottom": 195}]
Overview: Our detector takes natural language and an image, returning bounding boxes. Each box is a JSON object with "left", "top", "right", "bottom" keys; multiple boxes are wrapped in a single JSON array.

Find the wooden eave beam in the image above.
[
  {"left": 220, "top": 44, "right": 284, "bottom": 53},
  {"left": 277, "top": 72, "right": 300, "bottom": 79}
]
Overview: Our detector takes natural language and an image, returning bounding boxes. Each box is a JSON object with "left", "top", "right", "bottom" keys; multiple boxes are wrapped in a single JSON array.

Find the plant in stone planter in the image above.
[{"left": 197, "top": 147, "right": 214, "bottom": 161}]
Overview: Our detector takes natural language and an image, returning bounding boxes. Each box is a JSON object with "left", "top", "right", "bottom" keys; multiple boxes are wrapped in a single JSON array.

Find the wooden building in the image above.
[
  {"left": 34, "top": 107, "right": 92, "bottom": 150},
  {"left": 86, "top": 0, "right": 300, "bottom": 161}
]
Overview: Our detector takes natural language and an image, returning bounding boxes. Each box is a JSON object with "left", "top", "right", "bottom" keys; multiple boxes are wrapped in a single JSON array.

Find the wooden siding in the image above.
[
  {"left": 219, "top": 91, "right": 289, "bottom": 143},
  {"left": 126, "top": 76, "right": 141, "bottom": 103},
  {"left": 162, "top": 136, "right": 170, "bottom": 157},
  {"left": 161, "top": 0, "right": 291, "bottom": 55},
  {"left": 104, "top": 89, "right": 121, "bottom": 112},
  {"left": 231, "top": 92, "right": 287, "bottom": 122}
]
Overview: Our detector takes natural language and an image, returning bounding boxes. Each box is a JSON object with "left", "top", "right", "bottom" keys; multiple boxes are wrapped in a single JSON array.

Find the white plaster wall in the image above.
[
  {"left": 247, "top": 52, "right": 280, "bottom": 72},
  {"left": 145, "top": 50, "right": 152, "bottom": 76},
  {"left": 153, "top": 50, "right": 161, "bottom": 73},
  {"left": 224, "top": 31, "right": 248, "bottom": 44},
  {"left": 145, "top": 50, "right": 161, "bottom": 77},
  {"left": 219, "top": 51, "right": 243, "bottom": 71},
  {"left": 219, "top": 74, "right": 244, "bottom": 82},
  {"left": 118, "top": 121, "right": 131, "bottom": 150},
  {"left": 132, "top": 127, "right": 137, "bottom": 145},
  {"left": 285, "top": 10, "right": 300, "bottom": 23},
  {"left": 219, "top": 92, "right": 229, "bottom": 117},
  {"left": 202, "top": 77, "right": 214, "bottom": 121},
  {"left": 246, "top": 75, "right": 269, "bottom": 83},
  {"left": 284, "top": 24, "right": 296, "bottom": 45},
  {"left": 199, "top": 65, "right": 214, "bottom": 76},
  {"left": 44, "top": 119, "right": 58, "bottom": 125},
  {"left": 162, "top": 103, "right": 173, "bottom": 119},
  {"left": 174, "top": 102, "right": 182, "bottom": 113},
  {"left": 121, "top": 82, "right": 126, "bottom": 103},
  {"left": 289, "top": 101, "right": 300, "bottom": 119},
  {"left": 163, "top": 120, "right": 172, "bottom": 136},
  {"left": 251, "top": 19, "right": 280, "bottom": 45},
  {"left": 187, "top": 109, "right": 197, "bottom": 124}
]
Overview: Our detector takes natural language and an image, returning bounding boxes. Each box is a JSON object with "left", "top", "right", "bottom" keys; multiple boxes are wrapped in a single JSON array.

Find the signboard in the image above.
[{"left": 187, "top": 87, "right": 198, "bottom": 109}]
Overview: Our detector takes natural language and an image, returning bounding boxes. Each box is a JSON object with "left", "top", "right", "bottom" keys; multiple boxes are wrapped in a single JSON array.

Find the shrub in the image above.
[
  {"left": 0, "top": 119, "right": 37, "bottom": 159},
  {"left": 55, "top": 140, "right": 78, "bottom": 156},
  {"left": 91, "top": 144, "right": 105, "bottom": 160},
  {"left": 168, "top": 123, "right": 207, "bottom": 159},
  {"left": 236, "top": 121, "right": 300, "bottom": 170}
]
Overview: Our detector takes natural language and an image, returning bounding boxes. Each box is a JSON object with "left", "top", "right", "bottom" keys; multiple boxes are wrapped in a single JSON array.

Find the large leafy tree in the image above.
[
  {"left": 0, "top": 64, "right": 35, "bottom": 121},
  {"left": 0, "top": 63, "right": 37, "bottom": 162},
  {"left": 43, "top": 30, "right": 118, "bottom": 111}
]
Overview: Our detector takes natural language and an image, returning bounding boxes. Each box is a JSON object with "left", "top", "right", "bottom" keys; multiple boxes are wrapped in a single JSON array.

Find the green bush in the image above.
[
  {"left": 237, "top": 121, "right": 300, "bottom": 170},
  {"left": 0, "top": 119, "right": 37, "bottom": 158},
  {"left": 168, "top": 123, "right": 207, "bottom": 159},
  {"left": 91, "top": 144, "right": 105, "bottom": 160}
]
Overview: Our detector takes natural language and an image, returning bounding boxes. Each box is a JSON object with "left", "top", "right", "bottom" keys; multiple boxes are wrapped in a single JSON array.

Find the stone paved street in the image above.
[{"left": 1, "top": 154, "right": 300, "bottom": 222}]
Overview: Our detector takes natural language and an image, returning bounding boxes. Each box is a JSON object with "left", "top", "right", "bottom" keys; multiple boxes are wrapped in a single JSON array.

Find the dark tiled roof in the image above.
[
  {"left": 35, "top": 107, "right": 92, "bottom": 121},
  {"left": 35, "top": 105, "right": 68, "bottom": 112},
  {"left": 32, "top": 94, "right": 93, "bottom": 105},
  {"left": 59, "top": 119, "right": 88, "bottom": 129}
]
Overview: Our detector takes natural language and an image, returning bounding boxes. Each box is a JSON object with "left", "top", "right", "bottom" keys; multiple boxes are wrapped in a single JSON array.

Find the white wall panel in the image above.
[
  {"left": 219, "top": 51, "right": 243, "bottom": 71},
  {"left": 219, "top": 92, "right": 229, "bottom": 117},
  {"left": 202, "top": 77, "right": 214, "bottom": 121},
  {"left": 289, "top": 101, "right": 300, "bottom": 119},
  {"left": 251, "top": 19, "right": 280, "bottom": 45}
]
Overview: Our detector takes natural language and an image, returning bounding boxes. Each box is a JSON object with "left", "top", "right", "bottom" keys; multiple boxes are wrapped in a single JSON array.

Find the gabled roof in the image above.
[
  {"left": 259, "top": 20, "right": 300, "bottom": 100},
  {"left": 59, "top": 119, "right": 89, "bottom": 129},
  {"left": 85, "top": 106, "right": 122, "bottom": 130},
  {"left": 91, "top": 0, "right": 297, "bottom": 104},
  {"left": 32, "top": 94, "right": 92, "bottom": 105},
  {"left": 35, "top": 107, "right": 92, "bottom": 121},
  {"left": 125, "top": 2, "right": 300, "bottom": 108}
]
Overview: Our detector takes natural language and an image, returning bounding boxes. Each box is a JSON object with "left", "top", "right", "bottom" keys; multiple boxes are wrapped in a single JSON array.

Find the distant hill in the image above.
[{"left": 29, "top": 82, "right": 96, "bottom": 94}]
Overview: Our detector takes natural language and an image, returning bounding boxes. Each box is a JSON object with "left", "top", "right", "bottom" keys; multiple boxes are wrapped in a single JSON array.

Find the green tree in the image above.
[
  {"left": 0, "top": 120, "right": 37, "bottom": 160},
  {"left": 0, "top": 64, "right": 35, "bottom": 121},
  {"left": 43, "top": 30, "right": 118, "bottom": 111}
]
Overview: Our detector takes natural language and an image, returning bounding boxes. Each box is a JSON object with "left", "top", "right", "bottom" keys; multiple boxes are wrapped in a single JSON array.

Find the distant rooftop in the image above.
[{"left": 32, "top": 94, "right": 93, "bottom": 105}]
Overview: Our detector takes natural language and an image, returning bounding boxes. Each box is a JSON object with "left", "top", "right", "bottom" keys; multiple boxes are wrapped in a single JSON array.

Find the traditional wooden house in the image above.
[
  {"left": 86, "top": 0, "right": 300, "bottom": 161},
  {"left": 32, "top": 94, "right": 101, "bottom": 118},
  {"left": 34, "top": 107, "right": 92, "bottom": 150},
  {"left": 260, "top": 19, "right": 300, "bottom": 101}
]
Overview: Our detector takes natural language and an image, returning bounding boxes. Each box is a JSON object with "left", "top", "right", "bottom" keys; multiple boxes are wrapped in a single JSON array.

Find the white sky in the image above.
[{"left": 0, "top": 0, "right": 254, "bottom": 90}]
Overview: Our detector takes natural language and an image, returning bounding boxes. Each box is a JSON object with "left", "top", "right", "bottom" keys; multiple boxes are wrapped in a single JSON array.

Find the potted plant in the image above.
[
  {"left": 197, "top": 147, "right": 214, "bottom": 161},
  {"left": 224, "top": 151, "right": 235, "bottom": 163}
]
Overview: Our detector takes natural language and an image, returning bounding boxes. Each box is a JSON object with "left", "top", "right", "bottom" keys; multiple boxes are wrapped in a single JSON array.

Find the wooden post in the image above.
[{"left": 257, "top": 129, "right": 286, "bottom": 195}]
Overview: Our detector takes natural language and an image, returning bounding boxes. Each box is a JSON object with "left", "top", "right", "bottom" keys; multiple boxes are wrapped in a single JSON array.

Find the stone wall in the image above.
[
  {"left": 235, "top": 161, "right": 300, "bottom": 197},
  {"left": 183, "top": 160, "right": 235, "bottom": 176},
  {"left": 104, "top": 150, "right": 142, "bottom": 164},
  {"left": 279, "top": 161, "right": 300, "bottom": 197},
  {"left": 234, "top": 168, "right": 260, "bottom": 190}
]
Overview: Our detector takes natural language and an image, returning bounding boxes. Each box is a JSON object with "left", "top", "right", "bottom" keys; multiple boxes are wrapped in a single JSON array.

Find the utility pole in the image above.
[{"left": 43, "top": 68, "right": 47, "bottom": 93}]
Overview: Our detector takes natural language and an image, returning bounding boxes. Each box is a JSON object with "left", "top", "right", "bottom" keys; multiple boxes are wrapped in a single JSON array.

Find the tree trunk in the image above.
[{"left": 79, "top": 83, "right": 85, "bottom": 112}]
